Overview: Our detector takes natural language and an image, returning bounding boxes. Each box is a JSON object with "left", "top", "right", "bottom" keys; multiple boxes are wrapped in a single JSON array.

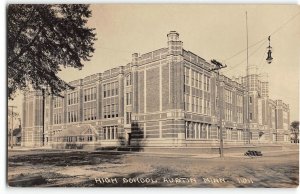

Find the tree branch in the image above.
[{"left": 8, "top": 25, "right": 43, "bottom": 66}]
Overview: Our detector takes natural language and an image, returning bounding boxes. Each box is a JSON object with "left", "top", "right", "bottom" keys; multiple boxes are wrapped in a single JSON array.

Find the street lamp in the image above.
[{"left": 266, "top": 36, "right": 273, "bottom": 64}]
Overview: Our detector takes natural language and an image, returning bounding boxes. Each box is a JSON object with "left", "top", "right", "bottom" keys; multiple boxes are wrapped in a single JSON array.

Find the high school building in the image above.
[{"left": 21, "top": 31, "right": 290, "bottom": 149}]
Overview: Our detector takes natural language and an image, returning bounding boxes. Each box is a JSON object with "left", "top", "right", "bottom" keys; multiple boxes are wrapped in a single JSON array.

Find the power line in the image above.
[
  {"left": 223, "top": 11, "right": 300, "bottom": 63},
  {"left": 222, "top": 39, "right": 267, "bottom": 73}
]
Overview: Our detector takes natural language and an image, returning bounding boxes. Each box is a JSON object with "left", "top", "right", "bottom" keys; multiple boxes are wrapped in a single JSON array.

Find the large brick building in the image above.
[{"left": 21, "top": 31, "right": 290, "bottom": 149}]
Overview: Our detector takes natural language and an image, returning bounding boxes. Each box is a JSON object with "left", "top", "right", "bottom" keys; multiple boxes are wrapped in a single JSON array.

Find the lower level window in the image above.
[{"left": 103, "top": 126, "right": 118, "bottom": 140}]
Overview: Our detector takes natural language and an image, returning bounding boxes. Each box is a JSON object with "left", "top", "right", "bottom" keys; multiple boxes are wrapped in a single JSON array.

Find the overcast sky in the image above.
[{"left": 9, "top": 4, "right": 300, "bottom": 122}]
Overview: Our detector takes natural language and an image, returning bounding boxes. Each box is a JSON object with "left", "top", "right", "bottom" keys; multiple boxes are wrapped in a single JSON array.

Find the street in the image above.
[{"left": 7, "top": 147, "right": 299, "bottom": 187}]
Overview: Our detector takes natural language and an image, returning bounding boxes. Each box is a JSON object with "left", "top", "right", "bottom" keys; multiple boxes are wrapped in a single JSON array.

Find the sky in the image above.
[{"left": 8, "top": 4, "right": 300, "bottom": 123}]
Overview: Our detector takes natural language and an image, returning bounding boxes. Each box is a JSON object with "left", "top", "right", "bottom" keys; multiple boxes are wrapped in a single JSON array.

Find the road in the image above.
[{"left": 7, "top": 147, "right": 299, "bottom": 187}]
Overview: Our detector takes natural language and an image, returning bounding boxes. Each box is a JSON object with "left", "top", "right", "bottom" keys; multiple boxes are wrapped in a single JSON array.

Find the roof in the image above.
[{"left": 54, "top": 124, "right": 97, "bottom": 137}]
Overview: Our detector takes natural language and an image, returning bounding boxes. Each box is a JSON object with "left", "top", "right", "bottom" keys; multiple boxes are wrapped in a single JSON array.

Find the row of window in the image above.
[
  {"left": 225, "top": 128, "right": 243, "bottom": 141},
  {"left": 84, "top": 87, "right": 96, "bottom": 102},
  {"left": 103, "top": 126, "right": 118, "bottom": 140},
  {"left": 53, "top": 113, "right": 62, "bottom": 124},
  {"left": 68, "top": 110, "right": 79, "bottom": 123},
  {"left": 84, "top": 107, "right": 97, "bottom": 121},
  {"left": 103, "top": 103, "right": 119, "bottom": 119},
  {"left": 224, "top": 108, "right": 233, "bottom": 122},
  {"left": 53, "top": 97, "right": 63, "bottom": 108},
  {"left": 103, "top": 82, "right": 119, "bottom": 98},
  {"left": 63, "top": 136, "right": 94, "bottom": 142},
  {"left": 185, "top": 121, "right": 212, "bottom": 139},
  {"left": 224, "top": 89, "right": 233, "bottom": 104},
  {"left": 184, "top": 94, "right": 210, "bottom": 115},
  {"left": 184, "top": 67, "right": 210, "bottom": 92},
  {"left": 191, "top": 70, "right": 203, "bottom": 89},
  {"left": 68, "top": 92, "right": 79, "bottom": 105}
]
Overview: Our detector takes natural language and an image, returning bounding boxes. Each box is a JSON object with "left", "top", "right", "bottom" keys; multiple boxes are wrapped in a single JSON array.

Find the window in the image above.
[
  {"left": 195, "top": 72, "right": 199, "bottom": 88},
  {"left": 68, "top": 110, "right": 78, "bottom": 123},
  {"left": 126, "top": 74, "right": 132, "bottom": 86},
  {"left": 207, "top": 100, "right": 210, "bottom": 115},
  {"left": 126, "top": 92, "right": 132, "bottom": 105},
  {"left": 203, "top": 75, "right": 207, "bottom": 91},
  {"left": 67, "top": 91, "right": 79, "bottom": 105},
  {"left": 191, "top": 70, "right": 195, "bottom": 87},
  {"left": 87, "top": 136, "right": 93, "bottom": 141},
  {"left": 199, "top": 73, "right": 202, "bottom": 89},
  {"left": 249, "top": 96, "right": 252, "bottom": 103},
  {"left": 103, "top": 126, "right": 118, "bottom": 140},
  {"left": 84, "top": 87, "right": 96, "bottom": 102},
  {"left": 192, "top": 96, "right": 195, "bottom": 112},
  {"left": 199, "top": 98, "right": 202, "bottom": 113},
  {"left": 249, "top": 113, "right": 253, "bottom": 120},
  {"left": 126, "top": 112, "right": 132, "bottom": 124},
  {"left": 195, "top": 97, "right": 199, "bottom": 113},
  {"left": 184, "top": 94, "right": 190, "bottom": 111},
  {"left": 115, "top": 82, "right": 119, "bottom": 95},
  {"left": 207, "top": 76, "right": 210, "bottom": 91},
  {"left": 184, "top": 67, "right": 190, "bottom": 85},
  {"left": 107, "top": 105, "right": 110, "bottom": 118},
  {"left": 111, "top": 82, "right": 115, "bottom": 96},
  {"left": 103, "top": 84, "right": 107, "bottom": 98}
]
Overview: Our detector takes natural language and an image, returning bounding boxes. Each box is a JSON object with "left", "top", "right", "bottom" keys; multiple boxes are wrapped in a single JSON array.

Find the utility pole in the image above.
[
  {"left": 42, "top": 88, "right": 45, "bottom": 146},
  {"left": 245, "top": 11, "right": 250, "bottom": 144},
  {"left": 8, "top": 105, "right": 17, "bottom": 149},
  {"left": 210, "top": 59, "right": 227, "bottom": 158}
]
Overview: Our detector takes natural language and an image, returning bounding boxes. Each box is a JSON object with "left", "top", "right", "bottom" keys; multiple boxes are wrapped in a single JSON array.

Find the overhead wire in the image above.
[
  {"left": 222, "top": 39, "right": 267, "bottom": 73},
  {"left": 222, "top": 11, "right": 300, "bottom": 64}
]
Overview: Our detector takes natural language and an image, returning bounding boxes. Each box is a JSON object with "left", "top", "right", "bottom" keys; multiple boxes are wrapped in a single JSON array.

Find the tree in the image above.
[
  {"left": 8, "top": 4, "right": 96, "bottom": 99},
  {"left": 290, "top": 121, "right": 299, "bottom": 143}
]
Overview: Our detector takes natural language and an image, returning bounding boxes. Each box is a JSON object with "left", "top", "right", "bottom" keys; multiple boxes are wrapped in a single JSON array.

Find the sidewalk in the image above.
[{"left": 8, "top": 145, "right": 299, "bottom": 159}]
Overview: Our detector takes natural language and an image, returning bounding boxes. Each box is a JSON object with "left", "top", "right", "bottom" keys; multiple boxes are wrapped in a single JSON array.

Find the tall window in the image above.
[
  {"left": 103, "top": 126, "right": 118, "bottom": 140},
  {"left": 84, "top": 107, "right": 96, "bottom": 121},
  {"left": 206, "top": 76, "right": 210, "bottom": 91},
  {"left": 103, "top": 84, "right": 107, "bottom": 98},
  {"left": 115, "top": 82, "right": 119, "bottom": 95},
  {"left": 84, "top": 87, "right": 96, "bottom": 102},
  {"left": 184, "top": 67, "right": 190, "bottom": 85},
  {"left": 199, "top": 73, "right": 202, "bottom": 89},
  {"left": 68, "top": 91, "right": 78, "bottom": 105},
  {"left": 191, "top": 70, "right": 195, "bottom": 87},
  {"left": 126, "top": 112, "right": 132, "bottom": 124},
  {"left": 126, "top": 92, "right": 132, "bottom": 105},
  {"left": 126, "top": 74, "right": 132, "bottom": 86},
  {"left": 195, "top": 72, "right": 199, "bottom": 88},
  {"left": 68, "top": 111, "right": 78, "bottom": 123}
]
